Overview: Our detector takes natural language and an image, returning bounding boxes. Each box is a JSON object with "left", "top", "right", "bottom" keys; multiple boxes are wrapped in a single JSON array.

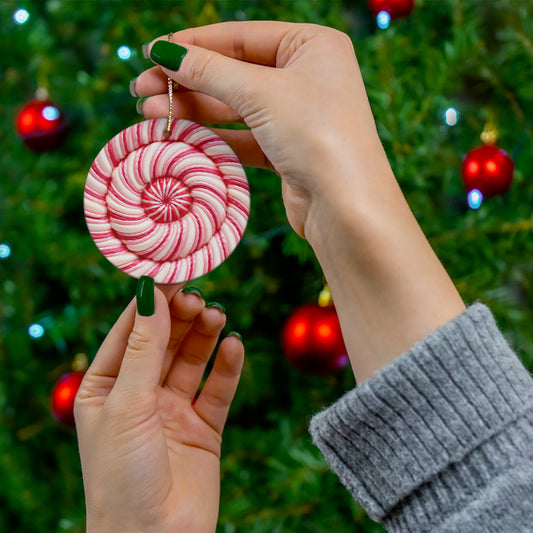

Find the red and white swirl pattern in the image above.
[{"left": 84, "top": 118, "right": 250, "bottom": 283}]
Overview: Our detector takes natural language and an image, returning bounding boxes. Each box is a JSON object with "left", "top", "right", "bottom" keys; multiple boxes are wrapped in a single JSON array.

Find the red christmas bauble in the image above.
[
  {"left": 368, "top": 0, "right": 415, "bottom": 18},
  {"left": 51, "top": 372, "right": 84, "bottom": 426},
  {"left": 16, "top": 99, "right": 67, "bottom": 151},
  {"left": 462, "top": 144, "right": 514, "bottom": 198},
  {"left": 282, "top": 303, "right": 348, "bottom": 375}
]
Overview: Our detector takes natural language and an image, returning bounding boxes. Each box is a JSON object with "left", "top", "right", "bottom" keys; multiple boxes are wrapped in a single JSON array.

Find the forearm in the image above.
[{"left": 304, "top": 140, "right": 465, "bottom": 383}]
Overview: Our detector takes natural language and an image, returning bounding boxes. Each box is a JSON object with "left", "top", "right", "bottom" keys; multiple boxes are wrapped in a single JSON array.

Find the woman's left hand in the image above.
[{"left": 75, "top": 281, "right": 244, "bottom": 533}]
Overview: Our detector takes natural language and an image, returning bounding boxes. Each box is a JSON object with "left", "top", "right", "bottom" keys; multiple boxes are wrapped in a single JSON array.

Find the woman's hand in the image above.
[
  {"left": 75, "top": 280, "right": 244, "bottom": 533},
  {"left": 134, "top": 21, "right": 464, "bottom": 385},
  {"left": 134, "top": 21, "right": 386, "bottom": 240}
]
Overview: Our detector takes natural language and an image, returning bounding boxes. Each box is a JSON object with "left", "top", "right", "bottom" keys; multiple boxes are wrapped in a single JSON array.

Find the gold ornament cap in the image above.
[
  {"left": 318, "top": 284, "right": 332, "bottom": 307},
  {"left": 72, "top": 353, "right": 89, "bottom": 373}
]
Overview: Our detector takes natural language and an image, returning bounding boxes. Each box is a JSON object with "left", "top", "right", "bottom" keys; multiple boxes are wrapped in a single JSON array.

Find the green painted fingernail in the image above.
[
  {"left": 137, "top": 276, "right": 155, "bottom": 316},
  {"left": 150, "top": 41, "right": 188, "bottom": 71},
  {"left": 228, "top": 331, "right": 243, "bottom": 342},
  {"left": 136, "top": 97, "right": 147, "bottom": 115},
  {"left": 142, "top": 42, "right": 150, "bottom": 59},
  {"left": 182, "top": 286, "right": 204, "bottom": 299},
  {"left": 129, "top": 77, "right": 138, "bottom": 97},
  {"left": 206, "top": 301, "right": 226, "bottom": 314}
]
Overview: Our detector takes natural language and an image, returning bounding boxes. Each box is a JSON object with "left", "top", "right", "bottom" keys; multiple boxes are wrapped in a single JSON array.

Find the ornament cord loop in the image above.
[{"left": 163, "top": 32, "right": 178, "bottom": 138}]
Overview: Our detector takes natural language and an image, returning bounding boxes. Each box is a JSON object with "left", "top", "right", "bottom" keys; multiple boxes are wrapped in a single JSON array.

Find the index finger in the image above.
[{"left": 154, "top": 20, "right": 296, "bottom": 67}]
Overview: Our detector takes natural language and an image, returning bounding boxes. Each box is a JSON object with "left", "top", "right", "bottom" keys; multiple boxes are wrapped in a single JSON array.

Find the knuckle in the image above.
[
  {"left": 231, "top": 32, "right": 247, "bottom": 61},
  {"left": 336, "top": 29, "right": 354, "bottom": 49},
  {"left": 73, "top": 377, "right": 90, "bottom": 409},
  {"left": 189, "top": 50, "right": 218, "bottom": 84},
  {"left": 180, "top": 347, "right": 209, "bottom": 366},
  {"left": 73, "top": 397, "right": 83, "bottom": 419},
  {"left": 304, "top": 24, "right": 352, "bottom": 49},
  {"left": 204, "top": 390, "right": 228, "bottom": 410},
  {"left": 126, "top": 329, "right": 152, "bottom": 357}
]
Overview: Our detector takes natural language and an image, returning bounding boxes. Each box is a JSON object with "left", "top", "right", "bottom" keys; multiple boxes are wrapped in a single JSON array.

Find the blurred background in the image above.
[{"left": 2, "top": 0, "right": 533, "bottom": 531}]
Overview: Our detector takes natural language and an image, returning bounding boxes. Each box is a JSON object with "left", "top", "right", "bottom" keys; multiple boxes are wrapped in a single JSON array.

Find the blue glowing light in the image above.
[
  {"left": 14, "top": 9, "right": 30, "bottom": 24},
  {"left": 42, "top": 105, "right": 60, "bottom": 121},
  {"left": 0, "top": 243, "right": 11, "bottom": 259},
  {"left": 117, "top": 46, "right": 132, "bottom": 60},
  {"left": 29, "top": 323, "right": 45, "bottom": 338},
  {"left": 468, "top": 189, "right": 483, "bottom": 209},
  {"left": 377, "top": 11, "right": 391, "bottom": 29},
  {"left": 444, "top": 107, "right": 459, "bottom": 126}
]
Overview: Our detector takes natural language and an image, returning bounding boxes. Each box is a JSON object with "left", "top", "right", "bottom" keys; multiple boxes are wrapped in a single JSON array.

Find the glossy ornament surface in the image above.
[
  {"left": 368, "top": 0, "right": 415, "bottom": 18},
  {"left": 51, "top": 372, "right": 84, "bottom": 426},
  {"left": 282, "top": 303, "right": 348, "bottom": 375},
  {"left": 462, "top": 144, "right": 514, "bottom": 198},
  {"left": 16, "top": 99, "right": 67, "bottom": 151}
]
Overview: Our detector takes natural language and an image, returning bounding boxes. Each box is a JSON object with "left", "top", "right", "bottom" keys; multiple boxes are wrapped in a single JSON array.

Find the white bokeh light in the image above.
[
  {"left": 377, "top": 11, "right": 391, "bottom": 29},
  {"left": 0, "top": 243, "right": 11, "bottom": 259},
  {"left": 117, "top": 45, "right": 132, "bottom": 60},
  {"left": 444, "top": 107, "right": 459, "bottom": 126},
  {"left": 29, "top": 323, "right": 45, "bottom": 338},
  {"left": 467, "top": 189, "right": 483, "bottom": 210},
  {"left": 42, "top": 105, "right": 60, "bottom": 121},
  {"left": 14, "top": 9, "right": 30, "bottom": 24}
]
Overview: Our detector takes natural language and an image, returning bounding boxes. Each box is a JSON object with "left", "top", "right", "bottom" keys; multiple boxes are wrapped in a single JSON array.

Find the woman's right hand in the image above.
[
  {"left": 134, "top": 21, "right": 390, "bottom": 241},
  {"left": 134, "top": 21, "right": 465, "bottom": 383}
]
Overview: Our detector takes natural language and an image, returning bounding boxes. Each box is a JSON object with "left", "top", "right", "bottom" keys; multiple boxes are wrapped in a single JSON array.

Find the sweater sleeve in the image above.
[{"left": 308, "top": 303, "right": 533, "bottom": 533}]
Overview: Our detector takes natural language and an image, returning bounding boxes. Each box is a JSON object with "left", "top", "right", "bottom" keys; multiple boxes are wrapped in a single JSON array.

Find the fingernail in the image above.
[
  {"left": 150, "top": 41, "right": 188, "bottom": 71},
  {"left": 137, "top": 276, "right": 155, "bottom": 316},
  {"left": 136, "top": 97, "right": 147, "bottom": 115},
  {"left": 182, "top": 286, "right": 204, "bottom": 299},
  {"left": 129, "top": 77, "right": 138, "bottom": 97},
  {"left": 206, "top": 301, "right": 226, "bottom": 314},
  {"left": 228, "top": 331, "right": 243, "bottom": 342},
  {"left": 142, "top": 42, "right": 150, "bottom": 59}
]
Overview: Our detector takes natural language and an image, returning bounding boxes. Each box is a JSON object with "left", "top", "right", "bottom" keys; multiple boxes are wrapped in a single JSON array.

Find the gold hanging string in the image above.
[{"left": 163, "top": 32, "right": 179, "bottom": 138}]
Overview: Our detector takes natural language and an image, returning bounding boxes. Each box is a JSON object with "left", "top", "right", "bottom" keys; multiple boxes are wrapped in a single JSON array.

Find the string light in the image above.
[
  {"left": 467, "top": 189, "right": 483, "bottom": 210},
  {"left": 376, "top": 11, "right": 391, "bottom": 29},
  {"left": 14, "top": 9, "right": 30, "bottom": 24},
  {"left": 42, "top": 105, "right": 60, "bottom": 121},
  {"left": 444, "top": 107, "right": 459, "bottom": 126},
  {"left": 117, "top": 45, "right": 132, "bottom": 60},
  {"left": 28, "top": 324, "right": 45, "bottom": 338},
  {"left": 0, "top": 243, "right": 11, "bottom": 259}
]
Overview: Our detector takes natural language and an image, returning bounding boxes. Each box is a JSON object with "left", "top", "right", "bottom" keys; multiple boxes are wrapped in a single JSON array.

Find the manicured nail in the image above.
[
  {"left": 206, "top": 301, "right": 226, "bottom": 314},
  {"left": 136, "top": 97, "right": 147, "bottom": 115},
  {"left": 129, "top": 77, "right": 138, "bottom": 97},
  {"left": 142, "top": 42, "right": 150, "bottom": 59},
  {"left": 228, "top": 331, "right": 243, "bottom": 342},
  {"left": 137, "top": 276, "right": 155, "bottom": 316},
  {"left": 150, "top": 41, "right": 188, "bottom": 71},
  {"left": 182, "top": 286, "right": 204, "bottom": 299}
]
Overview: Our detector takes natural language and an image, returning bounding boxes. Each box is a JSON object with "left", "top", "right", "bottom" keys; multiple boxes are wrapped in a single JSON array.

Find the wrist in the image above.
[
  {"left": 87, "top": 520, "right": 145, "bottom": 533},
  {"left": 86, "top": 505, "right": 144, "bottom": 533},
  {"left": 302, "top": 150, "right": 465, "bottom": 382},
  {"left": 303, "top": 140, "right": 397, "bottom": 253}
]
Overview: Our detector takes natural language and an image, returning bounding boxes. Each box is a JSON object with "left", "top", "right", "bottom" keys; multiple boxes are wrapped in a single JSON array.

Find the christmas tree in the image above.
[{"left": 2, "top": 1, "right": 533, "bottom": 531}]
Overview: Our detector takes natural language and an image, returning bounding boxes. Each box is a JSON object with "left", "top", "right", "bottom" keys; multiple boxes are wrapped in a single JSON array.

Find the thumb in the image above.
[
  {"left": 148, "top": 40, "right": 264, "bottom": 118},
  {"left": 113, "top": 277, "right": 171, "bottom": 395}
]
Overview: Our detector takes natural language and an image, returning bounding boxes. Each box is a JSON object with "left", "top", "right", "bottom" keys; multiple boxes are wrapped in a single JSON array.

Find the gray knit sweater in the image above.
[{"left": 309, "top": 303, "right": 533, "bottom": 532}]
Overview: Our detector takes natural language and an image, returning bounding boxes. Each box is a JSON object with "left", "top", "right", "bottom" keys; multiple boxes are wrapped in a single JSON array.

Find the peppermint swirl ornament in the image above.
[{"left": 84, "top": 118, "right": 250, "bottom": 283}]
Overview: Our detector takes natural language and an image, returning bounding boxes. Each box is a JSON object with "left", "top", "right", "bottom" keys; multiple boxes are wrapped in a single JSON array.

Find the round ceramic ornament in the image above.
[{"left": 84, "top": 118, "right": 250, "bottom": 283}]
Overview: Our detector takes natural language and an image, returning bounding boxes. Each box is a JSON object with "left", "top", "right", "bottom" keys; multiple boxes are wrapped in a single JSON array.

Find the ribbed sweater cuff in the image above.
[{"left": 309, "top": 303, "right": 533, "bottom": 528}]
